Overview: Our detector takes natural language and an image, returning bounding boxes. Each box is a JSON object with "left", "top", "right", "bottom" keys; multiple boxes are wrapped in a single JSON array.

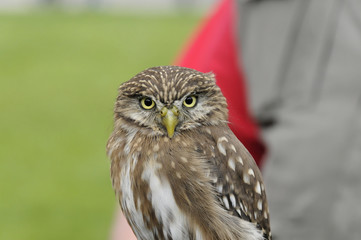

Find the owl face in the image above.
[{"left": 114, "top": 66, "right": 228, "bottom": 138}]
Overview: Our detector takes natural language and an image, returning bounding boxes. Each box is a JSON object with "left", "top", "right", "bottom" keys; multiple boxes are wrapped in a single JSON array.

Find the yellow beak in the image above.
[{"left": 161, "top": 106, "right": 179, "bottom": 138}]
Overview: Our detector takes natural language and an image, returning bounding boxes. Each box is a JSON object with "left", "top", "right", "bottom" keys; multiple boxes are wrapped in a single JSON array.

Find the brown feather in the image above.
[{"left": 107, "top": 66, "right": 271, "bottom": 240}]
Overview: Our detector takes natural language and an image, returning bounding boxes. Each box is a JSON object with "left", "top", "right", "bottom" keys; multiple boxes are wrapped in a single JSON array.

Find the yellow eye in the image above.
[
  {"left": 140, "top": 97, "right": 155, "bottom": 110},
  {"left": 183, "top": 96, "right": 197, "bottom": 108}
]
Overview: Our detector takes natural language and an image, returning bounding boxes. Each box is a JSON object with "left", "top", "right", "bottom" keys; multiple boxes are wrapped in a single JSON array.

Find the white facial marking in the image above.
[
  {"left": 228, "top": 158, "right": 236, "bottom": 171},
  {"left": 255, "top": 181, "right": 262, "bottom": 195},
  {"left": 230, "top": 144, "right": 236, "bottom": 152}
]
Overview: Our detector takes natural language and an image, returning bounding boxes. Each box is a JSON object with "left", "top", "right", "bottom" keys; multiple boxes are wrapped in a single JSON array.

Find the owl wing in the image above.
[{"left": 205, "top": 126, "right": 271, "bottom": 239}]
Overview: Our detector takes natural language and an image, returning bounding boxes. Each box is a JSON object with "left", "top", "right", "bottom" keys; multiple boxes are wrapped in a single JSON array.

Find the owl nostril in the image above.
[
  {"left": 171, "top": 106, "right": 180, "bottom": 116},
  {"left": 160, "top": 107, "right": 168, "bottom": 117}
]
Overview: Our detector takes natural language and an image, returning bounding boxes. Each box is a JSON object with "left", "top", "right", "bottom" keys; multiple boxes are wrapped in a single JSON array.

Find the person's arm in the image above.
[{"left": 110, "top": 208, "right": 137, "bottom": 240}]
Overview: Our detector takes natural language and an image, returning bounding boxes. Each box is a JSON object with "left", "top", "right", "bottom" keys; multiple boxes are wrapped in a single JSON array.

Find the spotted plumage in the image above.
[{"left": 107, "top": 66, "right": 271, "bottom": 240}]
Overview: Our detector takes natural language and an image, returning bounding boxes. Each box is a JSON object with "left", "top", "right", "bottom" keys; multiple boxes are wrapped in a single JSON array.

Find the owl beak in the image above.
[{"left": 161, "top": 106, "right": 179, "bottom": 138}]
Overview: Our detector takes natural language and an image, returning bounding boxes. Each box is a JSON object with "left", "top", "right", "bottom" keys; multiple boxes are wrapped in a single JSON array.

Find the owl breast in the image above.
[
  {"left": 119, "top": 157, "right": 154, "bottom": 240},
  {"left": 119, "top": 153, "right": 200, "bottom": 240}
]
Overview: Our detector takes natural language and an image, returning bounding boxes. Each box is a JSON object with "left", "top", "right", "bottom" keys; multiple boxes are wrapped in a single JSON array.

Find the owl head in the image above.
[{"left": 114, "top": 66, "right": 228, "bottom": 138}]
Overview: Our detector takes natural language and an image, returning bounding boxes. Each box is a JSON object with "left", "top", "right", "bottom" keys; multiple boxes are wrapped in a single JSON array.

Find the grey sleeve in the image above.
[{"left": 236, "top": 0, "right": 361, "bottom": 239}]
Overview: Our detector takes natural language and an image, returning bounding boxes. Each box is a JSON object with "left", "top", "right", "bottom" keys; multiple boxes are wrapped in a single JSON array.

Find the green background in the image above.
[{"left": 0, "top": 11, "right": 200, "bottom": 240}]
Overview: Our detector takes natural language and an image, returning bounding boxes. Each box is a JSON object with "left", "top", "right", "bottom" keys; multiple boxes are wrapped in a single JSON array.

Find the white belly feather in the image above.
[{"left": 120, "top": 158, "right": 202, "bottom": 240}]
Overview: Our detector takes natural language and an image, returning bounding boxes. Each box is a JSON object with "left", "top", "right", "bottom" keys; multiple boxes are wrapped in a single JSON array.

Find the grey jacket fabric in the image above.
[{"left": 236, "top": 0, "right": 361, "bottom": 239}]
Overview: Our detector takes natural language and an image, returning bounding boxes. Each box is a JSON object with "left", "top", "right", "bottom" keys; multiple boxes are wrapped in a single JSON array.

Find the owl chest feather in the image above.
[{"left": 119, "top": 141, "right": 203, "bottom": 240}]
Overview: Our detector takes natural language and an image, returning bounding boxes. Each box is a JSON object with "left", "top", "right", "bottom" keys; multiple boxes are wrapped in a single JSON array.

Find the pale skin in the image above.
[{"left": 110, "top": 209, "right": 137, "bottom": 240}]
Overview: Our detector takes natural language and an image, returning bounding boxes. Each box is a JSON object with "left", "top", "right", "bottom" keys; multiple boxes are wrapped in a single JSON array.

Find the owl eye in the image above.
[
  {"left": 183, "top": 96, "right": 197, "bottom": 108},
  {"left": 140, "top": 97, "right": 155, "bottom": 110}
]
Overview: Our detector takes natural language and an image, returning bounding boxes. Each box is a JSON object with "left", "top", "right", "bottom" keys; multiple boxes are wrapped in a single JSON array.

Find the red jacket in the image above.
[{"left": 175, "top": 0, "right": 266, "bottom": 167}]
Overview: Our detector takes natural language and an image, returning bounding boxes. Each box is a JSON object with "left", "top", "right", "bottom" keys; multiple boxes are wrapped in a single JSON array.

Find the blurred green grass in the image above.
[{"left": 0, "top": 11, "right": 200, "bottom": 240}]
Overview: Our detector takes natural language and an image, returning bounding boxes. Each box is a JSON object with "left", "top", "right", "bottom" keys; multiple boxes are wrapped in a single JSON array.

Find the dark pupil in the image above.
[
  {"left": 185, "top": 96, "right": 193, "bottom": 105},
  {"left": 144, "top": 98, "right": 152, "bottom": 106}
]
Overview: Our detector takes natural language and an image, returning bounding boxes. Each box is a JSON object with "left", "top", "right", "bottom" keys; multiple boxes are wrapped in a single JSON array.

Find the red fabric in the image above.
[{"left": 175, "top": 0, "right": 266, "bottom": 167}]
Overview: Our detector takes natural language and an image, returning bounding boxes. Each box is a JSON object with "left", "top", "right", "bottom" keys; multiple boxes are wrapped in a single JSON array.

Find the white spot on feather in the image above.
[
  {"left": 217, "top": 184, "right": 223, "bottom": 193},
  {"left": 229, "top": 194, "right": 236, "bottom": 208},
  {"left": 243, "top": 173, "right": 250, "bottom": 185},
  {"left": 257, "top": 199, "right": 263, "bottom": 211},
  {"left": 217, "top": 137, "right": 228, "bottom": 156},
  {"left": 237, "top": 156, "right": 243, "bottom": 165},
  {"left": 239, "top": 202, "right": 244, "bottom": 212},
  {"left": 218, "top": 136, "right": 228, "bottom": 142},
  {"left": 248, "top": 168, "right": 255, "bottom": 177},
  {"left": 222, "top": 196, "right": 230, "bottom": 210},
  {"left": 255, "top": 181, "right": 262, "bottom": 195},
  {"left": 228, "top": 158, "right": 236, "bottom": 171}
]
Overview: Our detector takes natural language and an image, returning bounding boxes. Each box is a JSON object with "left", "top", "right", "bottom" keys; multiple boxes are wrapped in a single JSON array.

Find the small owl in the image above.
[{"left": 107, "top": 66, "right": 271, "bottom": 240}]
